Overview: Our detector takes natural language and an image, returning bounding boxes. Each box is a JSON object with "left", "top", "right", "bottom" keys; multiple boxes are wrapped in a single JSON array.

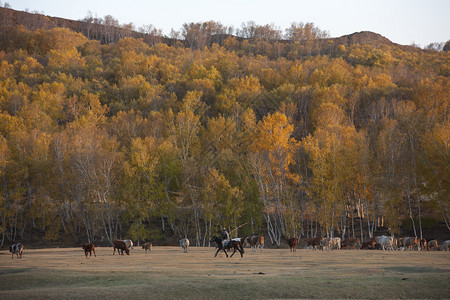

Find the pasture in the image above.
[{"left": 0, "top": 246, "right": 449, "bottom": 299}]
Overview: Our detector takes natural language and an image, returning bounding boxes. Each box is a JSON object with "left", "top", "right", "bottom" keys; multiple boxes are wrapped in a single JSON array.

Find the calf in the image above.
[
  {"left": 142, "top": 242, "right": 152, "bottom": 253},
  {"left": 361, "top": 238, "right": 377, "bottom": 250},
  {"left": 341, "top": 238, "right": 361, "bottom": 249},
  {"left": 113, "top": 239, "right": 130, "bottom": 255},
  {"left": 287, "top": 238, "right": 298, "bottom": 252},
  {"left": 82, "top": 243, "right": 96, "bottom": 258},
  {"left": 307, "top": 237, "right": 323, "bottom": 250},
  {"left": 10, "top": 243, "right": 23, "bottom": 259}
]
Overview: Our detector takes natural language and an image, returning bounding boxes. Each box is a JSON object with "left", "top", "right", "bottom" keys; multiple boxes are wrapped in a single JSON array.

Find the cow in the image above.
[
  {"left": 287, "top": 238, "right": 298, "bottom": 252},
  {"left": 180, "top": 238, "right": 190, "bottom": 252},
  {"left": 320, "top": 237, "right": 331, "bottom": 250},
  {"left": 113, "top": 239, "right": 130, "bottom": 255},
  {"left": 306, "top": 237, "right": 323, "bottom": 250},
  {"left": 10, "top": 243, "right": 23, "bottom": 259},
  {"left": 376, "top": 235, "right": 395, "bottom": 251},
  {"left": 419, "top": 239, "right": 428, "bottom": 251},
  {"left": 392, "top": 238, "right": 399, "bottom": 250},
  {"left": 403, "top": 237, "right": 420, "bottom": 251},
  {"left": 330, "top": 237, "right": 342, "bottom": 250},
  {"left": 427, "top": 240, "right": 439, "bottom": 251},
  {"left": 123, "top": 239, "right": 134, "bottom": 253},
  {"left": 231, "top": 237, "right": 244, "bottom": 244},
  {"left": 229, "top": 238, "right": 245, "bottom": 252},
  {"left": 82, "top": 243, "right": 96, "bottom": 258},
  {"left": 142, "top": 242, "right": 152, "bottom": 253},
  {"left": 341, "top": 238, "right": 361, "bottom": 249},
  {"left": 442, "top": 240, "right": 450, "bottom": 251},
  {"left": 361, "top": 238, "right": 377, "bottom": 250},
  {"left": 246, "top": 236, "right": 264, "bottom": 252}
]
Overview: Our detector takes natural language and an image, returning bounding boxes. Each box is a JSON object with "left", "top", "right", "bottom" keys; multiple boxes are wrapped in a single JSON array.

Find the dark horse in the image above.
[{"left": 210, "top": 236, "right": 244, "bottom": 258}]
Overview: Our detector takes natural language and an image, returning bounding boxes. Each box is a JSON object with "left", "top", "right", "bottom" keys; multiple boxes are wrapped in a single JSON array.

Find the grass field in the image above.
[{"left": 1, "top": 246, "right": 449, "bottom": 299}]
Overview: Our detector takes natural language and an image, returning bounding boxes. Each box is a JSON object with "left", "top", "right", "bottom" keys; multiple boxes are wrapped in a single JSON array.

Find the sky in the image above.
[{"left": 5, "top": 0, "right": 450, "bottom": 47}]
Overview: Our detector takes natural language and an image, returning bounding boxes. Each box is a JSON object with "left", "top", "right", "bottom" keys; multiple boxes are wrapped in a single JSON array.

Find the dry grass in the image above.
[{"left": 1, "top": 246, "right": 449, "bottom": 299}]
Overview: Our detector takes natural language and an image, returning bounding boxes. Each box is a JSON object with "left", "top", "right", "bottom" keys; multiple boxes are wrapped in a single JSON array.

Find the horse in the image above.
[
  {"left": 113, "top": 239, "right": 130, "bottom": 255},
  {"left": 82, "top": 243, "right": 96, "bottom": 258},
  {"left": 210, "top": 236, "right": 244, "bottom": 258},
  {"left": 10, "top": 243, "right": 23, "bottom": 259}
]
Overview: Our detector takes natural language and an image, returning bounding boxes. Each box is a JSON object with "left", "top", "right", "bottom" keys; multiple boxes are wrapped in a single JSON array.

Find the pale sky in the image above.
[{"left": 5, "top": 0, "right": 450, "bottom": 47}]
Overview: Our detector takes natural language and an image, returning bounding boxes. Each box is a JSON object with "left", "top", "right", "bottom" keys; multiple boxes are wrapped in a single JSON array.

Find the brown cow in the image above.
[
  {"left": 341, "top": 238, "right": 361, "bottom": 249},
  {"left": 82, "top": 243, "right": 96, "bottom": 258},
  {"left": 142, "top": 242, "right": 152, "bottom": 253},
  {"left": 113, "top": 239, "right": 130, "bottom": 255},
  {"left": 246, "top": 236, "right": 264, "bottom": 251},
  {"left": 307, "top": 237, "right": 323, "bottom": 250},
  {"left": 287, "top": 238, "right": 298, "bottom": 252},
  {"left": 361, "top": 238, "right": 376, "bottom": 250},
  {"left": 420, "top": 239, "right": 428, "bottom": 251}
]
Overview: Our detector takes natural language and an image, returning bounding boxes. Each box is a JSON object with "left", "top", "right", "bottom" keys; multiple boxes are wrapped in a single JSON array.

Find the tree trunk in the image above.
[
  {"left": 351, "top": 205, "right": 355, "bottom": 238},
  {"left": 406, "top": 187, "right": 417, "bottom": 238}
]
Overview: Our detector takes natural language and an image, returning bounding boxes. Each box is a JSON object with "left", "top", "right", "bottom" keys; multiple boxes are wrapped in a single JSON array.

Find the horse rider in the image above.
[{"left": 222, "top": 227, "right": 229, "bottom": 247}]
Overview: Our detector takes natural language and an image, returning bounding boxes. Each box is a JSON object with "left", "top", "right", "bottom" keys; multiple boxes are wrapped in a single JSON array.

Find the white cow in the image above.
[
  {"left": 376, "top": 235, "right": 394, "bottom": 251},
  {"left": 231, "top": 237, "right": 243, "bottom": 243},
  {"left": 180, "top": 238, "right": 190, "bottom": 252},
  {"left": 123, "top": 239, "right": 134, "bottom": 253},
  {"left": 442, "top": 240, "right": 450, "bottom": 251}
]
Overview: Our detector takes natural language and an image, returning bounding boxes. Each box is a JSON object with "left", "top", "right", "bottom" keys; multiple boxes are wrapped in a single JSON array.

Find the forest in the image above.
[{"left": 0, "top": 7, "right": 448, "bottom": 247}]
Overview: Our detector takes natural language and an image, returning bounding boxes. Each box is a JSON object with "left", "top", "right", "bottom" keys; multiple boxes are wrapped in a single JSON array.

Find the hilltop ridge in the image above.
[
  {"left": 333, "top": 31, "right": 394, "bottom": 47},
  {"left": 0, "top": 6, "right": 416, "bottom": 50}
]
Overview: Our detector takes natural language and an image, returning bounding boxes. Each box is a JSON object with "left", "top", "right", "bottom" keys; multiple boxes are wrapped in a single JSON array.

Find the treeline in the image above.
[{"left": 0, "top": 22, "right": 448, "bottom": 247}]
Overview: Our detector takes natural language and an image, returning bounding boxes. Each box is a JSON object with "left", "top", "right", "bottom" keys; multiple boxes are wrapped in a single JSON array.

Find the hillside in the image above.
[{"left": 0, "top": 6, "right": 448, "bottom": 248}]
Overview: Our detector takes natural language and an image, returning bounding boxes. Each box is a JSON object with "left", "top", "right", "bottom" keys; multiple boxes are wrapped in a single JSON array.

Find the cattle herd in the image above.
[
  {"left": 298, "top": 236, "right": 450, "bottom": 252},
  {"left": 6, "top": 235, "right": 450, "bottom": 259}
]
